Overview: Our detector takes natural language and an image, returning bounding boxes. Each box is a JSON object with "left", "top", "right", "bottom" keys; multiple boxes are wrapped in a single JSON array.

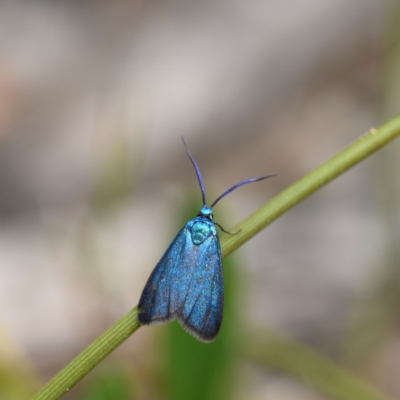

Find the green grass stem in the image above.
[
  {"left": 33, "top": 114, "right": 400, "bottom": 399},
  {"left": 222, "top": 117, "right": 400, "bottom": 257},
  {"left": 32, "top": 308, "right": 139, "bottom": 400}
]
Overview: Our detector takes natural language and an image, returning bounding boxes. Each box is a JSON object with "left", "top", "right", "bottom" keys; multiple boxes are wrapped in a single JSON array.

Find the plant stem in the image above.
[
  {"left": 221, "top": 117, "right": 400, "bottom": 257},
  {"left": 32, "top": 114, "right": 400, "bottom": 400},
  {"left": 32, "top": 308, "right": 139, "bottom": 400}
]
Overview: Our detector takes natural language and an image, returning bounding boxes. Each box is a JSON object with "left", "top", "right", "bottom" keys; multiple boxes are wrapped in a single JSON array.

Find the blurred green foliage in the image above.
[
  {"left": 81, "top": 364, "right": 135, "bottom": 400},
  {"left": 0, "top": 330, "right": 39, "bottom": 399}
]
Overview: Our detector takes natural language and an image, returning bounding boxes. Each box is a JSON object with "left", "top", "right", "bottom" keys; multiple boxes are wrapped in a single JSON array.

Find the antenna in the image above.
[
  {"left": 210, "top": 174, "right": 277, "bottom": 208},
  {"left": 182, "top": 136, "right": 207, "bottom": 205}
]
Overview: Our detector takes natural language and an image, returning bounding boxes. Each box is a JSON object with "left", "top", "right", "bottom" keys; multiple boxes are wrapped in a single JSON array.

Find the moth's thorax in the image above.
[{"left": 189, "top": 207, "right": 217, "bottom": 245}]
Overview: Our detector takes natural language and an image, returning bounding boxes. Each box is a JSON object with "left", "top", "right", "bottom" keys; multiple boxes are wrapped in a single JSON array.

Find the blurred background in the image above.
[{"left": 0, "top": 0, "right": 400, "bottom": 399}]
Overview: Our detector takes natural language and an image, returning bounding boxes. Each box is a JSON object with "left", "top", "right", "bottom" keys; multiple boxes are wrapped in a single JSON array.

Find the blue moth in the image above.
[{"left": 138, "top": 137, "right": 275, "bottom": 342}]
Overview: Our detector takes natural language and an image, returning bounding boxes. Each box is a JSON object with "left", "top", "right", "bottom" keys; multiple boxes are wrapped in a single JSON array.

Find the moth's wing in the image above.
[
  {"left": 177, "top": 235, "right": 223, "bottom": 342},
  {"left": 138, "top": 225, "right": 192, "bottom": 325}
]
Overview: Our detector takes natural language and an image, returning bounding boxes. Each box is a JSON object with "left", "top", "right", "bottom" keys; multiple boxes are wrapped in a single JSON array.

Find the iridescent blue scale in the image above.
[{"left": 138, "top": 138, "right": 275, "bottom": 342}]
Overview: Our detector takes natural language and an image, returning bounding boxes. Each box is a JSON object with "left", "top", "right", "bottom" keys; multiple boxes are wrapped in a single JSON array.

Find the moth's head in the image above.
[{"left": 198, "top": 205, "right": 213, "bottom": 220}]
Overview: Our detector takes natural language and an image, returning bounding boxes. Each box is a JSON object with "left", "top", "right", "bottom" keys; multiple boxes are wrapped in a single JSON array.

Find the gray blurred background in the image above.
[{"left": 1, "top": 0, "right": 400, "bottom": 399}]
